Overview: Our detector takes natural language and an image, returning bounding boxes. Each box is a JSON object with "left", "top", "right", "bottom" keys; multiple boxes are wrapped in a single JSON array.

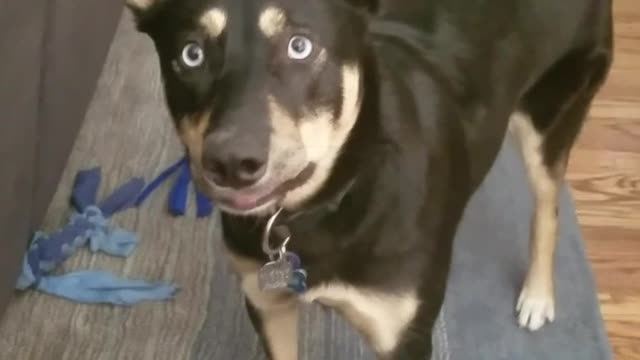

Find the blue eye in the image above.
[
  {"left": 181, "top": 42, "right": 205, "bottom": 67},
  {"left": 288, "top": 35, "right": 313, "bottom": 60}
]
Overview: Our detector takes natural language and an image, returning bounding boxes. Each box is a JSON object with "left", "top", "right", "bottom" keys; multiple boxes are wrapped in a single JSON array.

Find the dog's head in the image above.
[{"left": 127, "top": 0, "right": 374, "bottom": 216}]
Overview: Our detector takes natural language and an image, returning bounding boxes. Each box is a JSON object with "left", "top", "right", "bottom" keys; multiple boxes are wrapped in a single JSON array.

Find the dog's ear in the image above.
[{"left": 124, "top": 0, "right": 158, "bottom": 27}]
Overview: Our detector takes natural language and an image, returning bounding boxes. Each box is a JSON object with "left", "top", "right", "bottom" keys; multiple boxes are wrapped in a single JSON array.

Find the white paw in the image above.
[{"left": 516, "top": 286, "right": 555, "bottom": 331}]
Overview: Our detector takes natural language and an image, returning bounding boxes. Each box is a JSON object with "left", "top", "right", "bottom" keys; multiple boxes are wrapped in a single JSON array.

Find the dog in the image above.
[{"left": 125, "top": 0, "right": 613, "bottom": 358}]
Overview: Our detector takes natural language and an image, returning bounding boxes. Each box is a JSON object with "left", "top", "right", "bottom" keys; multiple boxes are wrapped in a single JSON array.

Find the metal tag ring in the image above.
[{"left": 262, "top": 208, "right": 285, "bottom": 260}]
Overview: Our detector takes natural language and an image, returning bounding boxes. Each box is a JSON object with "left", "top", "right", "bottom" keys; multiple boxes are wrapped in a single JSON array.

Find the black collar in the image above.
[
  {"left": 275, "top": 176, "right": 357, "bottom": 227},
  {"left": 264, "top": 176, "right": 357, "bottom": 252}
]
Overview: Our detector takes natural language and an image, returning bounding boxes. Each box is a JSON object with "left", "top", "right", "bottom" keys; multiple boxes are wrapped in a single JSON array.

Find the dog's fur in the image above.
[{"left": 126, "top": 0, "right": 613, "bottom": 358}]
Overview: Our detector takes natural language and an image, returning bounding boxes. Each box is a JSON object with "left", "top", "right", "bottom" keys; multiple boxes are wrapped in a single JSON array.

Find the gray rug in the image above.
[{"left": 0, "top": 11, "right": 611, "bottom": 360}]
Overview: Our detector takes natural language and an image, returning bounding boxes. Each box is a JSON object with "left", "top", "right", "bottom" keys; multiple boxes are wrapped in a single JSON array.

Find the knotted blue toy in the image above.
[
  {"left": 15, "top": 167, "right": 178, "bottom": 306},
  {"left": 135, "top": 155, "right": 214, "bottom": 218}
]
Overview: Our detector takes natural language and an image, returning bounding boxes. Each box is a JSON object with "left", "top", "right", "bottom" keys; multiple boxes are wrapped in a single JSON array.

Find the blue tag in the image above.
[{"left": 288, "top": 269, "right": 308, "bottom": 294}]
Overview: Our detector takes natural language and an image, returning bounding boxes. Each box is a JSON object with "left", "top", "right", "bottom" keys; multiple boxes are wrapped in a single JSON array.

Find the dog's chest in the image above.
[
  {"left": 227, "top": 227, "right": 422, "bottom": 355},
  {"left": 300, "top": 282, "right": 420, "bottom": 354}
]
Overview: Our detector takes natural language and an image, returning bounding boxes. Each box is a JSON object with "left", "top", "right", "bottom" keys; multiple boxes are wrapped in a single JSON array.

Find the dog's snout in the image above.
[{"left": 202, "top": 135, "right": 268, "bottom": 189}]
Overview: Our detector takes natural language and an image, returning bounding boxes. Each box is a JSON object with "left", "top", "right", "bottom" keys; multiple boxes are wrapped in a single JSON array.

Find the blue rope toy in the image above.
[{"left": 15, "top": 156, "right": 212, "bottom": 306}]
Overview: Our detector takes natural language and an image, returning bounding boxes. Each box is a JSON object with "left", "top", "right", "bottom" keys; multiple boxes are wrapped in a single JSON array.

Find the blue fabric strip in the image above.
[
  {"left": 196, "top": 190, "right": 214, "bottom": 218},
  {"left": 99, "top": 177, "right": 146, "bottom": 217},
  {"left": 17, "top": 207, "right": 140, "bottom": 288},
  {"left": 189, "top": 163, "right": 214, "bottom": 217},
  {"left": 134, "top": 157, "right": 188, "bottom": 207},
  {"left": 168, "top": 161, "right": 190, "bottom": 216},
  {"left": 133, "top": 156, "right": 215, "bottom": 218},
  {"left": 36, "top": 271, "right": 178, "bottom": 306},
  {"left": 71, "top": 168, "right": 101, "bottom": 211},
  {"left": 16, "top": 168, "right": 179, "bottom": 306}
]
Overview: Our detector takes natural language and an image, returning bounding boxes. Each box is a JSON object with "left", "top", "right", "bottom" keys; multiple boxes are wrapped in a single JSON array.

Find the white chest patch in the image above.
[{"left": 301, "top": 283, "right": 420, "bottom": 355}]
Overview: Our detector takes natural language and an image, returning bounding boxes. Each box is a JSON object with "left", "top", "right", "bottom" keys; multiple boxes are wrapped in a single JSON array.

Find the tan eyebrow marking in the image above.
[
  {"left": 200, "top": 7, "right": 227, "bottom": 38},
  {"left": 258, "top": 6, "right": 287, "bottom": 38}
]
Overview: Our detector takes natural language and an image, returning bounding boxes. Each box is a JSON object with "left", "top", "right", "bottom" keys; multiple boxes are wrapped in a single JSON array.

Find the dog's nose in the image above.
[{"left": 202, "top": 136, "right": 268, "bottom": 189}]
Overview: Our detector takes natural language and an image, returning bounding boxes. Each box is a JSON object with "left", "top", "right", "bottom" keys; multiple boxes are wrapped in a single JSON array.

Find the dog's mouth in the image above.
[{"left": 203, "top": 163, "right": 316, "bottom": 216}]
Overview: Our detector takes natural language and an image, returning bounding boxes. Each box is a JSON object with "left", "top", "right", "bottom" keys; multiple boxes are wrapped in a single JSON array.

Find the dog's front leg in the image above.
[
  {"left": 226, "top": 250, "right": 299, "bottom": 360},
  {"left": 242, "top": 272, "right": 299, "bottom": 360},
  {"left": 380, "top": 303, "right": 439, "bottom": 360},
  {"left": 384, "top": 338, "right": 433, "bottom": 360},
  {"left": 303, "top": 284, "right": 432, "bottom": 360}
]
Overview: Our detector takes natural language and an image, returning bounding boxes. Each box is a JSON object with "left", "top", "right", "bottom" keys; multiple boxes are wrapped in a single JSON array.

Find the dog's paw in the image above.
[{"left": 516, "top": 285, "right": 555, "bottom": 331}]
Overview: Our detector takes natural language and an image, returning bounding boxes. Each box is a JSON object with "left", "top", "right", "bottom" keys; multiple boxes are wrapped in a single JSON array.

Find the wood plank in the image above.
[
  {"left": 567, "top": 149, "right": 640, "bottom": 230},
  {"left": 580, "top": 101, "right": 640, "bottom": 153},
  {"left": 584, "top": 227, "right": 640, "bottom": 296},
  {"left": 568, "top": 1, "right": 640, "bottom": 358},
  {"left": 598, "top": 295, "right": 640, "bottom": 360}
]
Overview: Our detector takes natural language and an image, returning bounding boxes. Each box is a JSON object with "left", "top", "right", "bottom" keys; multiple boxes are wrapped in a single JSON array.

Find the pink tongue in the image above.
[{"left": 230, "top": 194, "right": 259, "bottom": 209}]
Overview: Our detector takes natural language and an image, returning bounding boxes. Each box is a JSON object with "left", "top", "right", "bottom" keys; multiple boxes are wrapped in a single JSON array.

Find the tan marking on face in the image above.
[
  {"left": 283, "top": 64, "right": 362, "bottom": 208},
  {"left": 179, "top": 113, "right": 210, "bottom": 164},
  {"left": 312, "top": 49, "right": 328, "bottom": 74},
  {"left": 200, "top": 8, "right": 227, "bottom": 38},
  {"left": 265, "top": 95, "right": 310, "bottom": 181},
  {"left": 259, "top": 6, "right": 287, "bottom": 38},
  {"left": 509, "top": 111, "right": 561, "bottom": 331},
  {"left": 259, "top": 64, "right": 360, "bottom": 212},
  {"left": 267, "top": 96, "right": 302, "bottom": 140},
  {"left": 302, "top": 283, "right": 420, "bottom": 355},
  {"left": 298, "top": 109, "right": 334, "bottom": 161}
]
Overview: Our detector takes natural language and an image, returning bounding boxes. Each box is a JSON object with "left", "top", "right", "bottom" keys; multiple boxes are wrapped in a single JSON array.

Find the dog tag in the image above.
[
  {"left": 288, "top": 269, "right": 308, "bottom": 294},
  {"left": 258, "top": 257, "right": 293, "bottom": 291},
  {"left": 284, "top": 252, "right": 301, "bottom": 270}
]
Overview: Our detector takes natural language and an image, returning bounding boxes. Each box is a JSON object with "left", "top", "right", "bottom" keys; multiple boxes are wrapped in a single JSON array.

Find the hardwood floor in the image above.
[{"left": 568, "top": 1, "right": 640, "bottom": 358}]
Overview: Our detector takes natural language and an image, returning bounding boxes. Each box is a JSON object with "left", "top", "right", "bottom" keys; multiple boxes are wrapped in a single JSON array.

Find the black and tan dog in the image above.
[{"left": 125, "top": 0, "right": 613, "bottom": 358}]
